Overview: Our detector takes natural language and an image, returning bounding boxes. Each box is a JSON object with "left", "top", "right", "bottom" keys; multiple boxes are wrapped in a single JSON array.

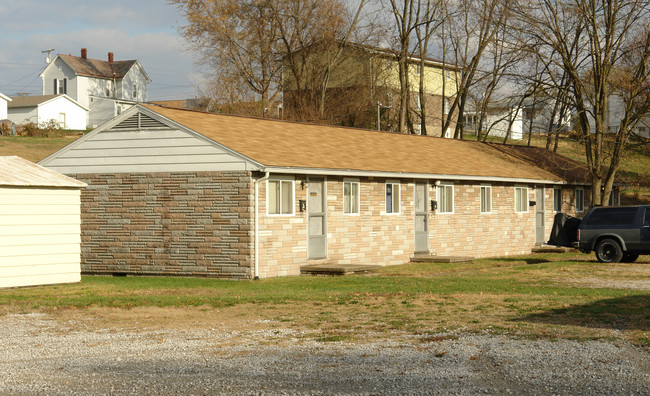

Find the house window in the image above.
[
  {"left": 515, "top": 186, "right": 529, "bottom": 213},
  {"left": 385, "top": 182, "right": 400, "bottom": 214},
  {"left": 416, "top": 64, "right": 422, "bottom": 75},
  {"left": 267, "top": 179, "right": 294, "bottom": 215},
  {"left": 106, "top": 80, "right": 113, "bottom": 97},
  {"left": 553, "top": 188, "right": 562, "bottom": 212},
  {"left": 132, "top": 83, "right": 137, "bottom": 100},
  {"left": 575, "top": 188, "right": 585, "bottom": 212},
  {"left": 437, "top": 182, "right": 454, "bottom": 213},
  {"left": 480, "top": 185, "right": 491, "bottom": 213},
  {"left": 54, "top": 78, "right": 67, "bottom": 94},
  {"left": 343, "top": 181, "right": 360, "bottom": 215}
]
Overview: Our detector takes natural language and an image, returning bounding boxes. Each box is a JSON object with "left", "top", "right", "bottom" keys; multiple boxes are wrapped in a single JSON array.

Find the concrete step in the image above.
[
  {"left": 410, "top": 254, "right": 474, "bottom": 263},
  {"left": 301, "top": 264, "right": 382, "bottom": 276},
  {"left": 531, "top": 245, "right": 578, "bottom": 253}
]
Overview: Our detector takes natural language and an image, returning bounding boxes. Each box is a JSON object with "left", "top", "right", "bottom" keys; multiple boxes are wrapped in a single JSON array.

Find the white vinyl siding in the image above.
[
  {"left": 268, "top": 179, "right": 294, "bottom": 215},
  {"left": 343, "top": 180, "right": 360, "bottom": 215},
  {"left": 0, "top": 188, "right": 82, "bottom": 289},
  {"left": 515, "top": 186, "right": 529, "bottom": 213},
  {"left": 575, "top": 188, "right": 585, "bottom": 212},
  {"left": 553, "top": 188, "right": 562, "bottom": 212},
  {"left": 385, "top": 182, "right": 400, "bottom": 214},
  {"left": 480, "top": 185, "right": 491, "bottom": 213},
  {"left": 437, "top": 182, "right": 454, "bottom": 213}
]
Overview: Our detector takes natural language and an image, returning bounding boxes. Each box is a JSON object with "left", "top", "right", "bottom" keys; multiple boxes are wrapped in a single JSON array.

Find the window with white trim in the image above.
[
  {"left": 343, "top": 180, "right": 360, "bottom": 215},
  {"left": 515, "top": 186, "right": 529, "bottom": 213},
  {"left": 132, "top": 83, "right": 137, "bottom": 100},
  {"left": 437, "top": 182, "right": 454, "bottom": 213},
  {"left": 575, "top": 188, "right": 585, "bottom": 212},
  {"left": 267, "top": 179, "right": 294, "bottom": 215},
  {"left": 385, "top": 182, "right": 400, "bottom": 214},
  {"left": 553, "top": 188, "right": 562, "bottom": 212},
  {"left": 480, "top": 185, "right": 491, "bottom": 213}
]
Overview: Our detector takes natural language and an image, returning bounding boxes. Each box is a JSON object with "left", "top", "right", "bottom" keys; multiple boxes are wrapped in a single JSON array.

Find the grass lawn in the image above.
[
  {"left": 1, "top": 252, "right": 648, "bottom": 346},
  {"left": 0, "top": 135, "right": 81, "bottom": 163}
]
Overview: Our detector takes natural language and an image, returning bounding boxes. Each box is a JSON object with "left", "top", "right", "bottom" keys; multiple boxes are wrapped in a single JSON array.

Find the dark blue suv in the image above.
[{"left": 575, "top": 205, "right": 650, "bottom": 263}]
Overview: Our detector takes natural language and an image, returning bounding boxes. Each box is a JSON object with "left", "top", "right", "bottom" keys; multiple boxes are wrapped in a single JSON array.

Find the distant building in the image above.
[
  {"left": 39, "top": 48, "right": 151, "bottom": 128},
  {"left": 282, "top": 42, "right": 459, "bottom": 135},
  {"left": 0, "top": 92, "right": 11, "bottom": 119},
  {"left": 7, "top": 94, "right": 88, "bottom": 130}
]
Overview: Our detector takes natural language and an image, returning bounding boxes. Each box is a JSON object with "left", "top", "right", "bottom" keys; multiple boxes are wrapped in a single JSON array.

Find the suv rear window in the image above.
[{"left": 583, "top": 207, "right": 639, "bottom": 226}]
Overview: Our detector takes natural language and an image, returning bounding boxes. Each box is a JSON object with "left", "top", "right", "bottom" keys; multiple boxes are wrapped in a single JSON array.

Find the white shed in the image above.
[
  {"left": 0, "top": 92, "right": 10, "bottom": 119},
  {"left": 0, "top": 156, "right": 86, "bottom": 288},
  {"left": 8, "top": 94, "right": 89, "bottom": 130}
]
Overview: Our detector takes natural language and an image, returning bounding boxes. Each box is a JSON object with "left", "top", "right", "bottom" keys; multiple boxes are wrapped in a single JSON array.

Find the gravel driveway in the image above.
[{"left": 0, "top": 313, "right": 648, "bottom": 395}]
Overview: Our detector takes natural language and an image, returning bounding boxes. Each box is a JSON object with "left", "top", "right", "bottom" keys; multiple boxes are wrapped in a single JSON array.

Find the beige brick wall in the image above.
[{"left": 257, "top": 176, "right": 585, "bottom": 278}]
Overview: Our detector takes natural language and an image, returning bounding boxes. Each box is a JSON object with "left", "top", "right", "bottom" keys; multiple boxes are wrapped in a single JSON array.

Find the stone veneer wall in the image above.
[{"left": 71, "top": 171, "right": 254, "bottom": 279}]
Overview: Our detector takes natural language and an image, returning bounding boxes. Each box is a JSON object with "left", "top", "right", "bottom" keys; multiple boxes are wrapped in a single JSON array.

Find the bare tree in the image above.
[
  {"left": 517, "top": 0, "right": 650, "bottom": 205},
  {"left": 438, "top": 0, "right": 510, "bottom": 139}
]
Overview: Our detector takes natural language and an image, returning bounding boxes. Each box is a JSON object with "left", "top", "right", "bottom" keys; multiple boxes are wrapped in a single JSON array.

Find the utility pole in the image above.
[{"left": 42, "top": 48, "right": 55, "bottom": 64}]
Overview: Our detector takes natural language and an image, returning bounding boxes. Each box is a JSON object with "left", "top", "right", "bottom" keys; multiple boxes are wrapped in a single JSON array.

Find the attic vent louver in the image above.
[{"left": 110, "top": 112, "right": 168, "bottom": 131}]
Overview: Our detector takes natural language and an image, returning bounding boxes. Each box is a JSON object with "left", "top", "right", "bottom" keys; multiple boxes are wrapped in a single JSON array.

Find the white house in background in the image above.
[
  {"left": 464, "top": 100, "right": 524, "bottom": 140},
  {"left": 7, "top": 94, "right": 89, "bottom": 130},
  {"left": 585, "top": 95, "right": 650, "bottom": 138},
  {"left": 39, "top": 48, "right": 151, "bottom": 128},
  {"left": 0, "top": 156, "right": 86, "bottom": 289},
  {"left": 0, "top": 92, "right": 11, "bottom": 119}
]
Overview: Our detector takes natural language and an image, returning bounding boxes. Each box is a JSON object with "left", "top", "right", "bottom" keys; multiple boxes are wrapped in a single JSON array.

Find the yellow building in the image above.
[{"left": 282, "top": 42, "right": 459, "bottom": 134}]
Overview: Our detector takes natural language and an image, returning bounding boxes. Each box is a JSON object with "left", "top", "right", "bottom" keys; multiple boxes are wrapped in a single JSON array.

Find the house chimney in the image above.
[
  {"left": 81, "top": 48, "right": 87, "bottom": 59},
  {"left": 108, "top": 52, "right": 114, "bottom": 63}
]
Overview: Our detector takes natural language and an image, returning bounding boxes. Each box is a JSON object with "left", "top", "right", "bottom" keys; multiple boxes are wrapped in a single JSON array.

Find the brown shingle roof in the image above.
[
  {"left": 484, "top": 143, "right": 591, "bottom": 184},
  {"left": 59, "top": 54, "right": 137, "bottom": 79},
  {"left": 8, "top": 95, "right": 60, "bottom": 108},
  {"left": 144, "top": 105, "right": 564, "bottom": 182}
]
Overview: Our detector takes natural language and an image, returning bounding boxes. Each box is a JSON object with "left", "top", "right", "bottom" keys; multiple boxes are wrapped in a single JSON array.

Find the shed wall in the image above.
[
  {"left": 0, "top": 187, "right": 81, "bottom": 288},
  {"left": 71, "top": 171, "right": 254, "bottom": 278}
]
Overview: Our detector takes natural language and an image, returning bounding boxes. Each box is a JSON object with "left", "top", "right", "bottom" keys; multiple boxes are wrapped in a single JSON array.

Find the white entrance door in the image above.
[
  {"left": 414, "top": 181, "right": 429, "bottom": 253},
  {"left": 308, "top": 178, "right": 327, "bottom": 259},
  {"left": 535, "top": 187, "right": 545, "bottom": 244}
]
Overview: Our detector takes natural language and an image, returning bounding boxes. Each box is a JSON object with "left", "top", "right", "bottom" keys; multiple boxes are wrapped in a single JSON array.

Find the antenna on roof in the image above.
[{"left": 42, "top": 48, "right": 55, "bottom": 64}]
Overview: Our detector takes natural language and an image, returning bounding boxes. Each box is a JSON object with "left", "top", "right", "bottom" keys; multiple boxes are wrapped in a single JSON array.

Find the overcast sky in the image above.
[{"left": 0, "top": 0, "right": 203, "bottom": 100}]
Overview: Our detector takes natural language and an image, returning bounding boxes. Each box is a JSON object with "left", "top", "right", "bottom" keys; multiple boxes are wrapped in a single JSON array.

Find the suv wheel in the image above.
[
  {"left": 595, "top": 238, "right": 623, "bottom": 263},
  {"left": 621, "top": 253, "right": 639, "bottom": 263}
]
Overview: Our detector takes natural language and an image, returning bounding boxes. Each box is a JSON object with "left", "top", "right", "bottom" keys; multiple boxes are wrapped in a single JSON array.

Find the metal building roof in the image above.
[{"left": 0, "top": 156, "right": 86, "bottom": 188}]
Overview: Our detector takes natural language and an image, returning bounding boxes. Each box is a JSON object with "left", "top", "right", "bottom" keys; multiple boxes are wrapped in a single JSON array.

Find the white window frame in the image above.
[
  {"left": 106, "top": 80, "right": 113, "bottom": 97},
  {"left": 437, "top": 182, "right": 454, "bottom": 214},
  {"left": 480, "top": 184, "right": 492, "bottom": 214},
  {"left": 267, "top": 177, "right": 295, "bottom": 216},
  {"left": 514, "top": 186, "right": 529, "bottom": 213},
  {"left": 385, "top": 181, "right": 401, "bottom": 215},
  {"left": 343, "top": 179, "right": 360, "bottom": 215},
  {"left": 575, "top": 188, "right": 585, "bottom": 212},
  {"left": 553, "top": 188, "right": 562, "bottom": 212}
]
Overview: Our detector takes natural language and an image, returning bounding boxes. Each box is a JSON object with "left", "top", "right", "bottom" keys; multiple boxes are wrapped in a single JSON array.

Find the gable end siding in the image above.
[{"left": 43, "top": 127, "right": 256, "bottom": 174}]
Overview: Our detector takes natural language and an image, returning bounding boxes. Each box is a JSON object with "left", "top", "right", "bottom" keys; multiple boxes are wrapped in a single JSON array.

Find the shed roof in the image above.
[
  {"left": 0, "top": 156, "right": 86, "bottom": 188},
  {"left": 8, "top": 94, "right": 60, "bottom": 108},
  {"left": 144, "top": 105, "right": 565, "bottom": 183}
]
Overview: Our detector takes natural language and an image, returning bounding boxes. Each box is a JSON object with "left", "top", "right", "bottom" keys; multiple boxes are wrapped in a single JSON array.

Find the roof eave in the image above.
[{"left": 261, "top": 166, "right": 566, "bottom": 185}]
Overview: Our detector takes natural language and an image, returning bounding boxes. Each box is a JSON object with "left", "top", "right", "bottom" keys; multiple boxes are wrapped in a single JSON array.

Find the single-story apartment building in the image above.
[
  {"left": 39, "top": 104, "right": 592, "bottom": 279},
  {"left": 0, "top": 156, "right": 86, "bottom": 288},
  {"left": 8, "top": 94, "right": 89, "bottom": 130}
]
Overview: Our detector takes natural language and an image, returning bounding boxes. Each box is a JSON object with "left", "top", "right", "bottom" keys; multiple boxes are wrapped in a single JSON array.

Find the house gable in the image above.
[{"left": 39, "top": 106, "right": 261, "bottom": 174}]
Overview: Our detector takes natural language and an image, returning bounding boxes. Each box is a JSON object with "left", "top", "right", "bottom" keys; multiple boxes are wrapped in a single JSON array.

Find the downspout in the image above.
[{"left": 254, "top": 171, "right": 270, "bottom": 280}]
